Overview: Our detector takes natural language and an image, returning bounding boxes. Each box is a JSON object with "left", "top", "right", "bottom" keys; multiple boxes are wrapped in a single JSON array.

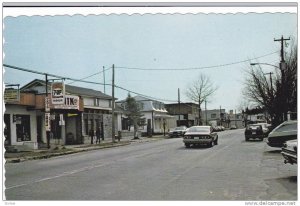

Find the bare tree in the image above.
[
  {"left": 186, "top": 74, "right": 218, "bottom": 125},
  {"left": 243, "top": 43, "right": 297, "bottom": 127}
]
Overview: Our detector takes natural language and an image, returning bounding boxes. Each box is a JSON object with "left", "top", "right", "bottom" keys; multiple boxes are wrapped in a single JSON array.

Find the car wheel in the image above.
[
  {"left": 214, "top": 137, "right": 218, "bottom": 145},
  {"left": 185, "top": 143, "right": 190, "bottom": 148},
  {"left": 209, "top": 141, "right": 214, "bottom": 147}
]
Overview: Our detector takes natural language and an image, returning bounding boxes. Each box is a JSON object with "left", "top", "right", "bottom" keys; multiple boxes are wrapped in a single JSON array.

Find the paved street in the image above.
[{"left": 5, "top": 129, "right": 297, "bottom": 200}]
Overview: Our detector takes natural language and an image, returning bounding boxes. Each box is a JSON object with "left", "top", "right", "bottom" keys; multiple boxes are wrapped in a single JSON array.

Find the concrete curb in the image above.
[{"left": 5, "top": 136, "right": 167, "bottom": 163}]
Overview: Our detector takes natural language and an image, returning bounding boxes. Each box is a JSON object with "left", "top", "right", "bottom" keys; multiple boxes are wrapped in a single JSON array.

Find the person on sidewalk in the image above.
[
  {"left": 89, "top": 129, "right": 94, "bottom": 144},
  {"left": 96, "top": 127, "right": 101, "bottom": 144}
]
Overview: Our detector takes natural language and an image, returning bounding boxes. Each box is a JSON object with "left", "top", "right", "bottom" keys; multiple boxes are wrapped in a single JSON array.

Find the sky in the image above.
[{"left": 3, "top": 8, "right": 297, "bottom": 112}]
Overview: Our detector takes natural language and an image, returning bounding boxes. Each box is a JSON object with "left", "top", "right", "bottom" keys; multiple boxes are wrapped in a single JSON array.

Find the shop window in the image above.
[{"left": 15, "top": 115, "right": 31, "bottom": 142}]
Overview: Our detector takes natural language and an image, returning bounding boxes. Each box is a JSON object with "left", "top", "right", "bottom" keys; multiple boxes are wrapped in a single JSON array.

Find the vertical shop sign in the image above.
[
  {"left": 45, "top": 113, "right": 51, "bottom": 131},
  {"left": 45, "top": 97, "right": 50, "bottom": 112},
  {"left": 51, "top": 82, "right": 65, "bottom": 105}
]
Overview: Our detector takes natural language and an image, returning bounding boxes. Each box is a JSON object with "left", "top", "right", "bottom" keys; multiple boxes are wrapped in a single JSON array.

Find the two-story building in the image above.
[{"left": 4, "top": 79, "right": 114, "bottom": 150}]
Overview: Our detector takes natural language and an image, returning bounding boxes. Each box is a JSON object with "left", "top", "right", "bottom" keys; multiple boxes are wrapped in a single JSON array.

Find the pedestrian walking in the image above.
[
  {"left": 96, "top": 127, "right": 101, "bottom": 144},
  {"left": 89, "top": 129, "right": 94, "bottom": 144}
]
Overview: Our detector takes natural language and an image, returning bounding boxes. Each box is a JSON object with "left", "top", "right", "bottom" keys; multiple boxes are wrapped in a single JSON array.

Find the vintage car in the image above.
[
  {"left": 245, "top": 124, "right": 265, "bottom": 141},
  {"left": 267, "top": 120, "right": 297, "bottom": 148},
  {"left": 183, "top": 126, "right": 218, "bottom": 148},
  {"left": 168, "top": 126, "right": 187, "bottom": 138},
  {"left": 281, "top": 139, "right": 297, "bottom": 165}
]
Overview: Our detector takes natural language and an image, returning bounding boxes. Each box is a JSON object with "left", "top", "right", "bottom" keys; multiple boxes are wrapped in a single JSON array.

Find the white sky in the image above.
[{"left": 2, "top": 3, "right": 297, "bottom": 112}]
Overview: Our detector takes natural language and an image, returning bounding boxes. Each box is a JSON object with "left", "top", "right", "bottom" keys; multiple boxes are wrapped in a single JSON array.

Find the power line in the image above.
[
  {"left": 3, "top": 63, "right": 177, "bottom": 103},
  {"left": 115, "top": 51, "right": 278, "bottom": 71},
  {"left": 3, "top": 64, "right": 112, "bottom": 87},
  {"left": 67, "top": 66, "right": 111, "bottom": 85}
]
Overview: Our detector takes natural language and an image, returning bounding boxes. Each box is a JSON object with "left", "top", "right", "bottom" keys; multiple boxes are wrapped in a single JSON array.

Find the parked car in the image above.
[
  {"left": 245, "top": 124, "right": 265, "bottom": 141},
  {"left": 281, "top": 139, "right": 297, "bottom": 165},
  {"left": 169, "top": 126, "right": 187, "bottom": 138},
  {"left": 183, "top": 126, "right": 218, "bottom": 148},
  {"left": 230, "top": 125, "right": 237, "bottom": 130},
  {"left": 267, "top": 120, "right": 297, "bottom": 148}
]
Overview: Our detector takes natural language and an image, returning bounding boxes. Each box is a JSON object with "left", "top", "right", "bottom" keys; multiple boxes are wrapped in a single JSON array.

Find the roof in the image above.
[{"left": 20, "top": 79, "right": 113, "bottom": 100}]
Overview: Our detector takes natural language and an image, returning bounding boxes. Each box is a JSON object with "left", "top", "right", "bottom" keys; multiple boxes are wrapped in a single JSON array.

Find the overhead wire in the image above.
[
  {"left": 115, "top": 50, "right": 279, "bottom": 71},
  {"left": 3, "top": 50, "right": 279, "bottom": 104}
]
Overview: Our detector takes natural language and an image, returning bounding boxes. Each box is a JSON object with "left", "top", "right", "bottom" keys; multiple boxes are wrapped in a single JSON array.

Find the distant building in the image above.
[
  {"left": 201, "top": 109, "right": 226, "bottom": 126},
  {"left": 165, "top": 102, "right": 199, "bottom": 127}
]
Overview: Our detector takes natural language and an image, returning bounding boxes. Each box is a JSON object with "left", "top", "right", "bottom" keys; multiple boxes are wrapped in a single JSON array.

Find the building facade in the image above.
[
  {"left": 4, "top": 79, "right": 114, "bottom": 150},
  {"left": 165, "top": 102, "right": 199, "bottom": 127}
]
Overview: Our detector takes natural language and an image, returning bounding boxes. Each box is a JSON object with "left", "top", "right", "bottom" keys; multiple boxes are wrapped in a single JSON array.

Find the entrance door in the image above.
[
  {"left": 37, "top": 116, "right": 42, "bottom": 143},
  {"left": 4, "top": 114, "right": 11, "bottom": 145}
]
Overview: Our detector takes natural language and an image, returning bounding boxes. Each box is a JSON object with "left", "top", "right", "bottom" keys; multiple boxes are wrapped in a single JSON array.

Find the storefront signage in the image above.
[
  {"left": 4, "top": 89, "right": 20, "bottom": 102},
  {"left": 45, "top": 113, "right": 51, "bottom": 131},
  {"left": 52, "top": 95, "right": 79, "bottom": 110},
  {"left": 51, "top": 82, "right": 65, "bottom": 105}
]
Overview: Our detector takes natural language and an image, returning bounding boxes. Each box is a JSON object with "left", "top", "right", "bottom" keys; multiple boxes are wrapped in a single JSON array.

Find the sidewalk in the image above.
[{"left": 4, "top": 135, "right": 167, "bottom": 163}]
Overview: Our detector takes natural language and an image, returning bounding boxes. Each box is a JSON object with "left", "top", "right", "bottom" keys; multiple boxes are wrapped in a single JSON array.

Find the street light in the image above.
[{"left": 250, "top": 62, "right": 279, "bottom": 69}]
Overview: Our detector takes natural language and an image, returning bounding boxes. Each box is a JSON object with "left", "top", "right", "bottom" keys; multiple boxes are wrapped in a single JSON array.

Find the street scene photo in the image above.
[{"left": 2, "top": 3, "right": 298, "bottom": 204}]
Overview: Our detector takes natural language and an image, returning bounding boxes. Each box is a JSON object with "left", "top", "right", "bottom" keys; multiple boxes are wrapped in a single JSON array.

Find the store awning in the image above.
[{"left": 153, "top": 114, "right": 175, "bottom": 119}]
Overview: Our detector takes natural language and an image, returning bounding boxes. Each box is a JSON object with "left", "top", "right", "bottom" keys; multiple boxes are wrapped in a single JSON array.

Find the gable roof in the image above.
[{"left": 20, "top": 79, "right": 112, "bottom": 100}]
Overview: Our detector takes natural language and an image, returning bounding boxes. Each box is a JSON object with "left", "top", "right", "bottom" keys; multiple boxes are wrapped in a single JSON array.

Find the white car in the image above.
[{"left": 282, "top": 139, "right": 297, "bottom": 165}]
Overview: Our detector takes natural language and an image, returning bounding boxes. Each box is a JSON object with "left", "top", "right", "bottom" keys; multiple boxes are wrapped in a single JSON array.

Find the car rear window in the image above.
[
  {"left": 247, "top": 125, "right": 261, "bottom": 130},
  {"left": 276, "top": 123, "right": 297, "bottom": 132},
  {"left": 188, "top": 127, "right": 210, "bottom": 133}
]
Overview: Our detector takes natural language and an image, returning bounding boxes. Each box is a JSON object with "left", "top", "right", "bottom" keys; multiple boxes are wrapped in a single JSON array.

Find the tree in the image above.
[
  {"left": 243, "top": 43, "right": 297, "bottom": 127},
  {"left": 123, "top": 94, "right": 144, "bottom": 139},
  {"left": 185, "top": 74, "right": 218, "bottom": 125}
]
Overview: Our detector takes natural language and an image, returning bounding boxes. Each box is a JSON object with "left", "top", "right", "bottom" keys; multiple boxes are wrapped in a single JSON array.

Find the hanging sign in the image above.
[
  {"left": 45, "top": 113, "right": 51, "bottom": 131},
  {"left": 45, "top": 97, "right": 50, "bottom": 112},
  {"left": 51, "top": 82, "right": 65, "bottom": 105}
]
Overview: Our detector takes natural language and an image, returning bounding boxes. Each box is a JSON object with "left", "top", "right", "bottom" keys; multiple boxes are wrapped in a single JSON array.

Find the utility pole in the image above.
[
  {"left": 205, "top": 100, "right": 207, "bottom": 125},
  {"left": 111, "top": 64, "right": 116, "bottom": 143},
  {"left": 274, "top": 35, "right": 290, "bottom": 63},
  {"left": 219, "top": 105, "right": 222, "bottom": 126},
  {"left": 103, "top": 66, "right": 106, "bottom": 94},
  {"left": 274, "top": 35, "right": 290, "bottom": 121},
  {"left": 264, "top": 72, "right": 273, "bottom": 93},
  {"left": 178, "top": 88, "right": 180, "bottom": 126}
]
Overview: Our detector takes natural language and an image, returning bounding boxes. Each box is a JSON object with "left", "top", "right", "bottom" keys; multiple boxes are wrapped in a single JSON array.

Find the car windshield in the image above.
[
  {"left": 188, "top": 127, "right": 210, "bottom": 133},
  {"left": 175, "top": 127, "right": 186, "bottom": 131},
  {"left": 275, "top": 122, "right": 297, "bottom": 132}
]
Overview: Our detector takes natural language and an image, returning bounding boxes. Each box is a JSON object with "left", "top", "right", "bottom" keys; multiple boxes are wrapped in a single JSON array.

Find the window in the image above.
[
  {"left": 211, "top": 113, "right": 217, "bottom": 119},
  {"left": 15, "top": 115, "right": 31, "bottom": 141},
  {"left": 275, "top": 123, "right": 297, "bottom": 132}
]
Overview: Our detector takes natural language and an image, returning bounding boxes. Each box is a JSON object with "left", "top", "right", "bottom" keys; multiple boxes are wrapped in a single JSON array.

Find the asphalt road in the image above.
[{"left": 5, "top": 129, "right": 297, "bottom": 200}]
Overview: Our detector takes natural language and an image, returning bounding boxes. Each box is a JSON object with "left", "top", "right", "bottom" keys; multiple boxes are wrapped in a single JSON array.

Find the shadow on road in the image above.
[
  {"left": 264, "top": 150, "right": 282, "bottom": 154},
  {"left": 177, "top": 145, "right": 212, "bottom": 150}
]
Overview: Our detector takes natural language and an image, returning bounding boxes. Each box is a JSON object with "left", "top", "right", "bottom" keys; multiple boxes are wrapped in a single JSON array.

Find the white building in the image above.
[{"left": 117, "top": 96, "right": 176, "bottom": 135}]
